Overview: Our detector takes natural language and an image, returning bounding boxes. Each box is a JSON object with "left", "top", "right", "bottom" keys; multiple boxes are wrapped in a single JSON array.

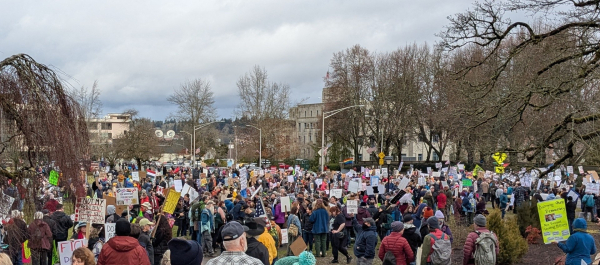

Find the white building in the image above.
[{"left": 289, "top": 103, "right": 324, "bottom": 159}]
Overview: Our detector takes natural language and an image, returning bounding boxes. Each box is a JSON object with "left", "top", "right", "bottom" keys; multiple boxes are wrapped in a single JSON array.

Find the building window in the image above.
[
  {"left": 418, "top": 154, "right": 423, "bottom": 161},
  {"left": 305, "top": 111, "right": 307, "bottom": 117},
  {"left": 108, "top": 133, "right": 113, "bottom": 139},
  {"left": 298, "top": 136, "right": 301, "bottom": 143},
  {"left": 101, "top": 123, "right": 112, "bottom": 130},
  {"left": 432, "top": 134, "right": 440, "bottom": 143},
  {"left": 433, "top": 153, "right": 439, "bottom": 161},
  {"left": 304, "top": 136, "right": 306, "bottom": 143},
  {"left": 311, "top": 111, "right": 313, "bottom": 117},
  {"left": 309, "top": 134, "right": 312, "bottom": 142},
  {"left": 298, "top": 123, "right": 301, "bottom": 132},
  {"left": 305, "top": 123, "right": 308, "bottom": 129},
  {"left": 317, "top": 110, "right": 319, "bottom": 116}
]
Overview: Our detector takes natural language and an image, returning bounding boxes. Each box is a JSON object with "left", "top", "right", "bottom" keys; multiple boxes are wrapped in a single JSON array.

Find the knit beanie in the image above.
[
  {"left": 474, "top": 214, "right": 487, "bottom": 227},
  {"left": 391, "top": 221, "right": 404, "bottom": 232},
  {"left": 423, "top": 207, "right": 434, "bottom": 220},
  {"left": 435, "top": 210, "right": 444, "bottom": 220},
  {"left": 426, "top": 216, "right": 440, "bottom": 230}
]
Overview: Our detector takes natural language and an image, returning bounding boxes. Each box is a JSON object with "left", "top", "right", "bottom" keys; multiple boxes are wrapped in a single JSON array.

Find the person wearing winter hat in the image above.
[
  {"left": 379, "top": 221, "right": 414, "bottom": 265},
  {"left": 556, "top": 218, "right": 597, "bottom": 265},
  {"left": 435, "top": 210, "right": 453, "bottom": 243},
  {"left": 98, "top": 219, "right": 151, "bottom": 265},
  {"left": 244, "top": 219, "right": 270, "bottom": 265},
  {"left": 401, "top": 214, "right": 422, "bottom": 256},
  {"left": 463, "top": 214, "right": 498, "bottom": 265},
  {"left": 106, "top": 205, "right": 121, "bottom": 223},
  {"left": 420, "top": 217, "right": 450, "bottom": 265},
  {"left": 168, "top": 238, "right": 203, "bottom": 265},
  {"left": 273, "top": 251, "right": 316, "bottom": 265},
  {"left": 422, "top": 207, "right": 434, "bottom": 221}
]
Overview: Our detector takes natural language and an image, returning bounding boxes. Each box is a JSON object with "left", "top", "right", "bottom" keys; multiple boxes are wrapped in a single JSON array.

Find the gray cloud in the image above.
[{"left": 0, "top": 0, "right": 479, "bottom": 120}]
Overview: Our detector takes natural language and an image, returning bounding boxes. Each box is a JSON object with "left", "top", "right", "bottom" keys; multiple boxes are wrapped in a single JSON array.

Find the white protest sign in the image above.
[
  {"left": 555, "top": 170, "right": 561, "bottom": 180},
  {"left": 435, "top": 163, "right": 442, "bottom": 169},
  {"left": 374, "top": 169, "right": 381, "bottom": 176},
  {"left": 116, "top": 188, "right": 139, "bottom": 206},
  {"left": 180, "top": 184, "right": 199, "bottom": 201},
  {"left": 131, "top": 172, "right": 140, "bottom": 182},
  {"left": 315, "top": 179, "right": 323, "bottom": 186},
  {"left": 578, "top": 166, "right": 585, "bottom": 174},
  {"left": 348, "top": 181, "right": 360, "bottom": 193},
  {"left": 458, "top": 164, "right": 465, "bottom": 170},
  {"left": 347, "top": 200, "right": 358, "bottom": 214},
  {"left": 105, "top": 223, "right": 116, "bottom": 242},
  {"left": 432, "top": 172, "right": 441, "bottom": 178},
  {"left": 0, "top": 193, "right": 15, "bottom": 221},
  {"left": 281, "top": 196, "right": 291, "bottom": 212},
  {"left": 418, "top": 177, "right": 425, "bottom": 186},
  {"left": 567, "top": 166, "right": 574, "bottom": 174},
  {"left": 381, "top": 168, "right": 388, "bottom": 177},
  {"left": 587, "top": 183, "right": 600, "bottom": 195},
  {"left": 281, "top": 229, "right": 288, "bottom": 244},
  {"left": 58, "top": 239, "right": 88, "bottom": 265},
  {"left": 74, "top": 198, "right": 106, "bottom": 224},
  {"left": 288, "top": 175, "right": 295, "bottom": 183},
  {"left": 239, "top": 167, "right": 248, "bottom": 190},
  {"left": 567, "top": 190, "right": 579, "bottom": 202},
  {"left": 427, "top": 167, "right": 432, "bottom": 174},
  {"left": 330, "top": 189, "right": 343, "bottom": 198},
  {"left": 398, "top": 177, "right": 410, "bottom": 190},
  {"left": 174, "top": 180, "right": 183, "bottom": 192}
]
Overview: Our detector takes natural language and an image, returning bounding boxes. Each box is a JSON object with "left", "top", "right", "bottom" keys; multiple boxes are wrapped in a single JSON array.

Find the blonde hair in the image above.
[{"left": 34, "top": 211, "right": 44, "bottom": 220}]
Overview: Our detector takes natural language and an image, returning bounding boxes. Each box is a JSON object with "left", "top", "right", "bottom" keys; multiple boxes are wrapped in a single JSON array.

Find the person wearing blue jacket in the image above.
[
  {"left": 556, "top": 218, "right": 596, "bottom": 265},
  {"left": 309, "top": 199, "right": 330, "bottom": 257},
  {"left": 352, "top": 217, "right": 377, "bottom": 264}
]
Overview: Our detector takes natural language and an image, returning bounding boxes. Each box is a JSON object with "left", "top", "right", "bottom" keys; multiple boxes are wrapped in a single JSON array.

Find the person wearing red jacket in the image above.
[
  {"left": 436, "top": 192, "right": 447, "bottom": 217},
  {"left": 463, "top": 214, "right": 499, "bottom": 265},
  {"left": 379, "top": 221, "right": 414, "bottom": 265},
  {"left": 97, "top": 219, "right": 151, "bottom": 265}
]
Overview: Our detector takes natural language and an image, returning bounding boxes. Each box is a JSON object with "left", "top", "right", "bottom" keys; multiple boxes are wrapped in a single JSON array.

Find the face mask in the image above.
[{"left": 362, "top": 224, "right": 369, "bottom": 230}]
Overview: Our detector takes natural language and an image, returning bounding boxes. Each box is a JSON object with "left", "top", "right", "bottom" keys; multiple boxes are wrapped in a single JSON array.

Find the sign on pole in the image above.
[
  {"left": 537, "top": 199, "right": 570, "bottom": 243},
  {"left": 74, "top": 198, "right": 106, "bottom": 224},
  {"left": 116, "top": 188, "right": 139, "bottom": 206},
  {"left": 163, "top": 188, "right": 181, "bottom": 214},
  {"left": 347, "top": 200, "right": 358, "bottom": 214}
]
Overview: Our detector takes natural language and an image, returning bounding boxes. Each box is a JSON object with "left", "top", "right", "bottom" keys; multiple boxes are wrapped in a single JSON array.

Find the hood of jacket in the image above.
[
  {"left": 415, "top": 203, "right": 427, "bottom": 218},
  {"left": 573, "top": 218, "right": 587, "bottom": 231},
  {"left": 357, "top": 207, "right": 368, "bottom": 215},
  {"left": 107, "top": 236, "right": 140, "bottom": 252}
]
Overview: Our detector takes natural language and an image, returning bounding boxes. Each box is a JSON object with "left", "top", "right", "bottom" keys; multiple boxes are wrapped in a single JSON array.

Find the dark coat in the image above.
[
  {"left": 301, "top": 212, "right": 313, "bottom": 232},
  {"left": 309, "top": 208, "right": 329, "bottom": 234},
  {"left": 352, "top": 218, "right": 378, "bottom": 259},
  {"left": 27, "top": 220, "right": 52, "bottom": 250},
  {"left": 402, "top": 224, "right": 422, "bottom": 255},
  {"left": 51, "top": 211, "right": 73, "bottom": 240},
  {"left": 42, "top": 215, "right": 57, "bottom": 239},
  {"left": 246, "top": 237, "right": 270, "bottom": 265}
]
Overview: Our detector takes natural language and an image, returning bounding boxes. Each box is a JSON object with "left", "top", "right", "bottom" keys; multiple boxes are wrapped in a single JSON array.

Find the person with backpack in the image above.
[
  {"left": 582, "top": 192, "right": 595, "bottom": 221},
  {"left": 462, "top": 193, "right": 476, "bottom": 226},
  {"left": 420, "top": 217, "right": 452, "bottom": 265},
  {"left": 463, "top": 214, "right": 499, "bottom": 265},
  {"left": 200, "top": 200, "right": 216, "bottom": 257},
  {"left": 379, "top": 221, "right": 414, "bottom": 265}
]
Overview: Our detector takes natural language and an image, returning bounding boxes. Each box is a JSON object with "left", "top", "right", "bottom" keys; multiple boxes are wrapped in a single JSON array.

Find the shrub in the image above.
[
  {"left": 488, "top": 209, "right": 529, "bottom": 265},
  {"left": 525, "top": 225, "right": 542, "bottom": 244},
  {"left": 516, "top": 198, "right": 541, "bottom": 237}
]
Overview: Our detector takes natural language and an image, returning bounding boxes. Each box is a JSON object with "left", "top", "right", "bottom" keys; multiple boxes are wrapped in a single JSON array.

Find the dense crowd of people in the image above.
[{"left": 0, "top": 164, "right": 598, "bottom": 265}]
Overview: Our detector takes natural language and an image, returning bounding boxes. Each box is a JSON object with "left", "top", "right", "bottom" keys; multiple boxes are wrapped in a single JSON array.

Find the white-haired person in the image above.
[
  {"left": 27, "top": 212, "right": 53, "bottom": 265},
  {"left": 6, "top": 210, "right": 28, "bottom": 265}
]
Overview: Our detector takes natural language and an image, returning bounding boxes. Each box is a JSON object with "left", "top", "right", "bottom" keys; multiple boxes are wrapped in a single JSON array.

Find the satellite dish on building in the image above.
[
  {"left": 155, "top": 130, "right": 164, "bottom": 138},
  {"left": 166, "top": 130, "right": 176, "bottom": 138}
]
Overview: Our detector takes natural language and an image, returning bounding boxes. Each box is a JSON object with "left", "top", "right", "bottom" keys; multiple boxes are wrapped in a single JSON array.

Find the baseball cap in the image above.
[
  {"left": 139, "top": 218, "right": 155, "bottom": 227},
  {"left": 221, "top": 221, "right": 249, "bottom": 241}
]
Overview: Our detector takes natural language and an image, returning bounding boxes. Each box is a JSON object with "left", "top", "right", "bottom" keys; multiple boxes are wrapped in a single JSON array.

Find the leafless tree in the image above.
[
  {"left": 113, "top": 111, "right": 161, "bottom": 168},
  {"left": 0, "top": 54, "right": 89, "bottom": 198},
  {"left": 168, "top": 78, "right": 216, "bottom": 125},
  {"left": 439, "top": 0, "right": 600, "bottom": 172},
  {"left": 71, "top": 80, "right": 102, "bottom": 120}
]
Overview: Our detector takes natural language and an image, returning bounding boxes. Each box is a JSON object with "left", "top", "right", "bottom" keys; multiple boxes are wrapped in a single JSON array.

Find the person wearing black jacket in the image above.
[
  {"left": 352, "top": 217, "right": 376, "bottom": 264},
  {"left": 366, "top": 201, "right": 378, "bottom": 218},
  {"left": 401, "top": 214, "right": 422, "bottom": 256},
  {"left": 566, "top": 196, "right": 577, "bottom": 234},
  {"left": 245, "top": 219, "right": 270, "bottom": 265},
  {"left": 372, "top": 206, "right": 389, "bottom": 241},
  {"left": 50, "top": 204, "right": 73, "bottom": 243},
  {"left": 301, "top": 205, "right": 314, "bottom": 252}
]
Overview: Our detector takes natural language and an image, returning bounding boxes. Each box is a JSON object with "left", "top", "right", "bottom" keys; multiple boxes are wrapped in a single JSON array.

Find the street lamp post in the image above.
[
  {"left": 321, "top": 105, "right": 364, "bottom": 172},
  {"left": 192, "top": 121, "right": 224, "bottom": 166},
  {"left": 181, "top": 131, "right": 193, "bottom": 161},
  {"left": 246, "top": 125, "right": 262, "bottom": 168}
]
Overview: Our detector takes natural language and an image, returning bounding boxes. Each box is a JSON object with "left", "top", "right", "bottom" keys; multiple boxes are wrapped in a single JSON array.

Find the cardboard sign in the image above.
[
  {"left": 116, "top": 188, "right": 139, "bottom": 205},
  {"left": 58, "top": 239, "right": 88, "bottom": 265},
  {"left": 347, "top": 200, "right": 358, "bottom": 214},
  {"left": 537, "top": 199, "right": 570, "bottom": 243},
  {"left": 131, "top": 172, "right": 140, "bottom": 182},
  {"left": 74, "top": 198, "right": 106, "bottom": 224},
  {"left": 49, "top": 170, "right": 59, "bottom": 186},
  {"left": 163, "top": 188, "right": 181, "bottom": 214},
  {"left": 588, "top": 171, "right": 599, "bottom": 181},
  {"left": 105, "top": 223, "right": 116, "bottom": 242},
  {"left": 289, "top": 236, "right": 307, "bottom": 256}
]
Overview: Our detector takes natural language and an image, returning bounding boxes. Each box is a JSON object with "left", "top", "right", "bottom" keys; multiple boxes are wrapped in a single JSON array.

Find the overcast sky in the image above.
[{"left": 0, "top": 0, "right": 479, "bottom": 120}]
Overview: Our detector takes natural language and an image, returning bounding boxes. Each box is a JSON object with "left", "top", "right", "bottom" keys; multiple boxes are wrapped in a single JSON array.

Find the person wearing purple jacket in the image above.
[{"left": 274, "top": 199, "right": 286, "bottom": 227}]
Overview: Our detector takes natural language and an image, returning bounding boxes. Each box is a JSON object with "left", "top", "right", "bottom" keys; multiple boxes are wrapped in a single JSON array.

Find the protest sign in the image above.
[
  {"left": 116, "top": 188, "right": 139, "bottom": 206},
  {"left": 418, "top": 177, "right": 425, "bottom": 186},
  {"left": 567, "top": 190, "right": 579, "bottom": 202},
  {"left": 374, "top": 169, "right": 380, "bottom": 176},
  {"left": 74, "top": 198, "right": 106, "bottom": 224},
  {"left": 462, "top": 179, "right": 473, "bottom": 187},
  {"left": 288, "top": 175, "right": 295, "bottom": 183},
  {"left": 163, "top": 188, "right": 181, "bottom": 214},
  {"left": 174, "top": 180, "right": 183, "bottom": 192},
  {"left": 427, "top": 167, "right": 432, "bottom": 174},
  {"left": 131, "top": 172, "right": 140, "bottom": 182},
  {"left": 432, "top": 172, "right": 441, "bottom": 178},
  {"left": 370, "top": 176, "right": 379, "bottom": 186},
  {"left": 566, "top": 166, "right": 573, "bottom": 175},
  {"left": 366, "top": 185, "right": 385, "bottom": 195},
  {"left": 578, "top": 166, "right": 585, "bottom": 174},
  {"left": 105, "top": 223, "right": 116, "bottom": 242},
  {"left": 330, "top": 189, "right": 343, "bottom": 198},
  {"left": 281, "top": 229, "right": 288, "bottom": 244},
  {"left": 435, "top": 162, "right": 442, "bottom": 169},
  {"left": 348, "top": 181, "right": 360, "bottom": 193},
  {"left": 289, "top": 237, "right": 307, "bottom": 256},
  {"left": 537, "top": 199, "right": 570, "bottom": 243},
  {"left": 180, "top": 184, "right": 199, "bottom": 201},
  {"left": 0, "top": 193, "right": 15, "bottom": 220},
  {"left": 587, "top": 183, "right": 600, "bottom": 195},
  {"left": 58, "top": 239, "right": 88, "bottom": 265},
  {"left": 347, "top": 200, "right": 358, "bottom": 214},
  {"left": 554, "top": 170, "right": 561, "bottom": 180},
  {"left": 381, "top": 168, "right": 388, "bottom": 177},
  {"left": 281, "top": 196, "right": 291, "bottom": 212},
  {"left": 315, "top": 178, "right": 323, "bottom": 186},
  {"left": 588, "top": 170, "right": 600, "bottom": 181},
  {"left": 457, "top": 164, "right": 464, "bottom": 170},
  {"left": 398, "top": 177, "right": 410, "bottom": 190},
  {"left": 49, "top": 170, "right": 59, "bottom": 186}
]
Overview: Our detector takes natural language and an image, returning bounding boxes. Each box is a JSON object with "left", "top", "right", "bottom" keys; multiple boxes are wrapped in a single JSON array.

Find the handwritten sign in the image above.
[
  {"left": 131, "top": 172, "right": 140, "bottom": 182},
  {"left": 116, "top": 188, "right": 139, "bottom": 205},
  {"left": 0, "top": 194, "right": 15, "bottom": 221},
  {"left": 347, "top": 200, "right": 358, "bottom": 214},
  {"left": 74, "top": 198, "right": 106, "bottom": 224},
  {"left": 330, "top": 189, "right": 342, "bottom": 199},
  {"left": 578, "top": 166, "right": 584, "bottom": 174},
  {"left": 163, "top": 189, "right": 181, "bottom": 214},
  {"left": 281, "top": 196, "right": 291, "bottom": 212},
  {"left": 537, "top": 199, "right": 570, "bottom": 243},
  {"left": 348, "top": 181, "right": 359, "bottom": 193},
  {"left": 58, "top": 239, "right": 88, "bottom": 265},
  {"left": 587, "top": 183, "right": 600, "bottom": 195},
  {"left": 281, "top": 229, "right": 288, "bottom": 244},
  {"left": 462, "top": 179, "right": 473, "bottom": 187},
  {"left": 105, "top": 223, "right": 116, "bottom": 242},
  {"left": 49, "top": 170, "right": 59, "bottom": 186}
]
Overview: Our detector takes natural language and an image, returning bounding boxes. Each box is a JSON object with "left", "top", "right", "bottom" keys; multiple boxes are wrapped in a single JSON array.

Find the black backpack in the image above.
[{"left": 382, "top": 251, "right": 396, "bottom": 265}]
